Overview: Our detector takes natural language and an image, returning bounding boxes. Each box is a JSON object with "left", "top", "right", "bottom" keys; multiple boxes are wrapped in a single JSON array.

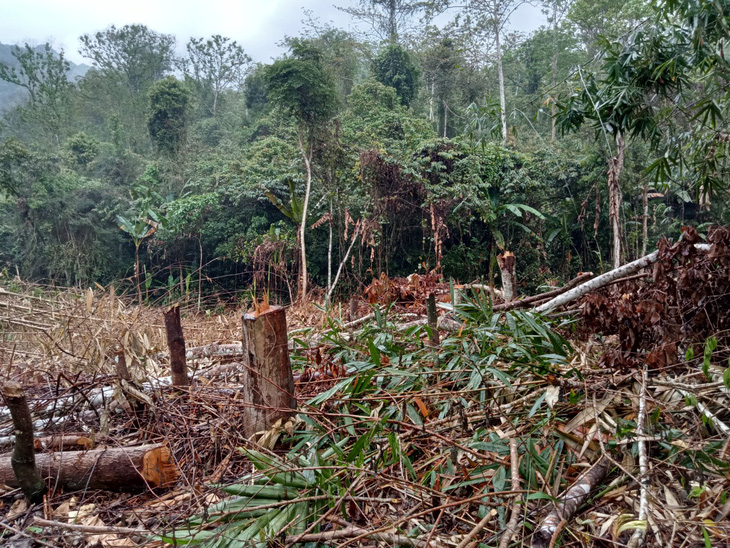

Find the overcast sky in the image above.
[{"left": 0, "top": 0, "right": 546, "bottom": 65}]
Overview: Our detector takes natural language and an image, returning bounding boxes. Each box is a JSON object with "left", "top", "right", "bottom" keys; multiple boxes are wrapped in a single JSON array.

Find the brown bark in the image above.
[
  {"left": 1, "top": 382, "right": 46, "bottom": 503},
  {"left": 349, "top": 296, "right": 359, "bottom": 322},
  {"left": 163, "top": 304, "right": 189, "bottom": 387},
  {"left": 497, "top": 251, "right": 516, "bottom": 302},
  {"left": 0, "top": 444, "right": 178, "bottom": 492},
  {"left": 114, "top": 350, "right": 131, "bottom": 381},
  {"left": 241, "top": 306, "right": 296, "bottom": 437},
  {"left": 426, "top": 293, "right": 440, "bottom": 346},
  {"left": 531, "top": 456, "right": 611, "bottom": 547}
]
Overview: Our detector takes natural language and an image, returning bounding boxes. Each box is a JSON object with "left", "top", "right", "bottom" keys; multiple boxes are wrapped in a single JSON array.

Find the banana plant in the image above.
[{"left": 117, "top": 185, "right": 166, "bottom": 305}]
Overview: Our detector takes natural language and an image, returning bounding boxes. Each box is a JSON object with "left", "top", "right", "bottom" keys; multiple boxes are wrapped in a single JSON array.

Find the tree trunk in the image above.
[
  {"left": 550, "top": 0, "right": 558, "bottom": 143},
  {"left": 297, "top": 133, "right": 313, "bottom": 301},
  {"left": 426, "top": 293, "right": 440, "bottom": 346},
  {"left": 535, "top": 243, "right": 712, "bottom": 313},
  {"left": 497, "top": 251, "right": 516, "bottom": 302},
  {"left": 642, "top": 183, "right": 649, "bottom": 257},
  {"left": 241, "top": 306, "right": 296, "bottom": 438},
  {"left": 443, "top": 100, "right": 448, "bottom": 138},
  {"left": 608, "top": 133, "right": 626, "bottom": 269},
  {"left": 1, "top": 383, "right": 46, "bottom": 503},
  {"left": 349, "top": 296, "right": 359, "bottom": 322},
  {"left": 327, "top": 199, "right": 333, "bottom": 307},
  {"left": 134, "top": 243, "right": 143, "bottom": 306},
  {"left": 163, "top": 304, "right": 189, "bottom": 387},
  {"left": 0, "top": 444, "right": 178, "bottom": 492},
  {"left": 495, "top": 18, "right": 508, "bottom": 145}
]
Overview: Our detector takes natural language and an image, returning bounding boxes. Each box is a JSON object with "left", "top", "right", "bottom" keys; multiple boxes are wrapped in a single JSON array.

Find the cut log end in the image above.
[{"left": 142, "top": 446, "right": 179, "bottom": 488}]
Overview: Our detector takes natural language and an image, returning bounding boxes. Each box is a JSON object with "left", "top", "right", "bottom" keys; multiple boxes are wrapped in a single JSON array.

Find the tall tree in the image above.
[
  {"left": 79, "top": 25, "right": 175, "bottom": 94},
  {"left": 338, "top": 0, "right": 441, "bottom": 43},
  {"left": 372, "top": 43, "right": 420, "bottom": 107},
  {"left": 265, "top": 41, "right": 338, "bottom": 300},
  {"left": 462, "top": 0, "right": 523, "bottom": 144},
  {"left": 180, "top": 35, "right": 251, "bottom": 117},
  {"left": 148, "top": 77, "right": 192, "bottom": 156},
  {"left": 0, "top": 43, "right": 72, "bottom": 137}
]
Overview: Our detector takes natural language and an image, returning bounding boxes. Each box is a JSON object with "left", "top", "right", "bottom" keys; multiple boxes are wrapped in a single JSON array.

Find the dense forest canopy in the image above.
[{"left": 0, "top": 0, "right": 728, "bottom": 305}]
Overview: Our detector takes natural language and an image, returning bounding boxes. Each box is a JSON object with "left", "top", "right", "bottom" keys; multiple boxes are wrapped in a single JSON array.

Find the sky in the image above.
[{"left": 0, "top": 0, "right": 546, "bottom": 66}]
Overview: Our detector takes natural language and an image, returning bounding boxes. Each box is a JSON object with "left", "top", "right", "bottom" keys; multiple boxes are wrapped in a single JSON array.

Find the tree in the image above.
[
  {"left": 462, "top": 0, "right": 523, "bottom": 144},
  {"left": 372, "top": 43, "right": 420, "bottom": 107},
  {"left": 337, "top": 0, "right": 439, "bottom": 43},
  {"left": 0, "top": 43, "right": 72, "bottom": 136},
  {"left": 560, "top": 0, "right": 730, "bottom": 265},
  {"left": 180, "top": 35, "right": 251, "bottom": 117},
  {"left": 148, "top": 77, "right": 192, "bottom": 156},
  {"left": 421, "top": 36, "right": 462, "bottom": 136},
  {"left": 567, "top": 0, "right": 651, "bottom": 55},
  {"left": 265, "top": 41, "right": 338, "bottom": 300},
  {"left": 541, "top": 0, "right": 573, "bottom": 141},
  {"left": 79, "top": 25, "right": 175, "bottom": 94}
]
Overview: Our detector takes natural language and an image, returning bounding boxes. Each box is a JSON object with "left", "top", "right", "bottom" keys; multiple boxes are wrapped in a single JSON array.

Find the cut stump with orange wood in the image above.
[
  {"left": 0, "top": 444, "right": 178, "bottom": 492},
  {"left": 241, "top": 305, "right": 296, "bottom": 438}
]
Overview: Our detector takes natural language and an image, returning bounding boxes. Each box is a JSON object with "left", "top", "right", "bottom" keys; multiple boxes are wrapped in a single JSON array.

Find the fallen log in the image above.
[
  {"left": 535, "top": 244, "right": 711, "bottom": 314},
  {"left": 493, "top": 272, "right": 594, "bottom": 312},
  {"left": 0, "top": 444, "right": 179, "bottom": 492}
]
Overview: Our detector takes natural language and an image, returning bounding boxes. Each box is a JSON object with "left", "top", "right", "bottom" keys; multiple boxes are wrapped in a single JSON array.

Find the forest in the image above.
[
  {"left": 0, "top": 0, "right": 725, "bottom": 303},
  {"left": 0, "top": 0, "right": 729, "bottom": 547}
]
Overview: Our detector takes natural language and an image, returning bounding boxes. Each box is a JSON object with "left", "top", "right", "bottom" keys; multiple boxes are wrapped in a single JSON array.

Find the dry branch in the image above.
[
  {"left": 499, "top": 438, "right": 522, "bottom": 548},
  {"left": 531, "top": 456, "right": 612, "bottom": 548}
]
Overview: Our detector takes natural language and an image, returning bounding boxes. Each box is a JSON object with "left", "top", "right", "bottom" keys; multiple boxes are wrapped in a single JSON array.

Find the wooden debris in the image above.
[
  {"left": 531, "top": 456, "right": 612, "bottom": 547},
  {"left": 0, "top": 444, "right": 178, "bottom": 491}
]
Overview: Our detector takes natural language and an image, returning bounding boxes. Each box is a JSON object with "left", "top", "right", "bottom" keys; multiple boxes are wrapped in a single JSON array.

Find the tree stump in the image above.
[
  {"left": 241, "top": 306, "right": 296, "bottom": 437},
  {"left": 1, "top": 382, "right": 46, "bottom": 503},
  {"left": 164, "top": 304, "right": 189, "bottom": 386},
  {"left": 426, "top": 293, "right": 440, "bottom": 346},
  {"left": 349, "top": 296, "right": 359, "bottom": 322},
  {"left": 497, "top": 251, "right": 517, "bottom": 302}
]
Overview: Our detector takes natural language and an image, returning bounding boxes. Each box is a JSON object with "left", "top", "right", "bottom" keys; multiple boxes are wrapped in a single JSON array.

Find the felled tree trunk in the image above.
[
  {"left": 0, "top": 444, "right": 178, "bottom": 492},
  {"left": 241, "top": 306, "right": 296, "bottom": 437},
  {"left": 497, "top": 251, "right": 516, "bottom": 302},
  {"left": 1, "top": 382, "right": 46, "bottom": 503},
  {"left": 164, "top": 304, "right": 189, "bottom": 387}
]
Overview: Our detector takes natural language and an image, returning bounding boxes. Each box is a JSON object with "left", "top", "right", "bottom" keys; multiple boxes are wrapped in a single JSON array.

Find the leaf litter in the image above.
[{"left": 0, "top": 229, "right": 729, "bottom": 546}]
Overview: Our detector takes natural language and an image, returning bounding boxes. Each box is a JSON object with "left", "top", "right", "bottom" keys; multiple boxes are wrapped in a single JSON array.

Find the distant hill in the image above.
[{"left": 0, "top": 43, "right": 89, "bottom": 113}]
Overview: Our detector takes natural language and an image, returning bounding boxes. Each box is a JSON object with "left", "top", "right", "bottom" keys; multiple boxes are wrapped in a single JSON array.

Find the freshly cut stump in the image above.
[{"left": 241, "top": 306, "right": 296, "bottom": 438}]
